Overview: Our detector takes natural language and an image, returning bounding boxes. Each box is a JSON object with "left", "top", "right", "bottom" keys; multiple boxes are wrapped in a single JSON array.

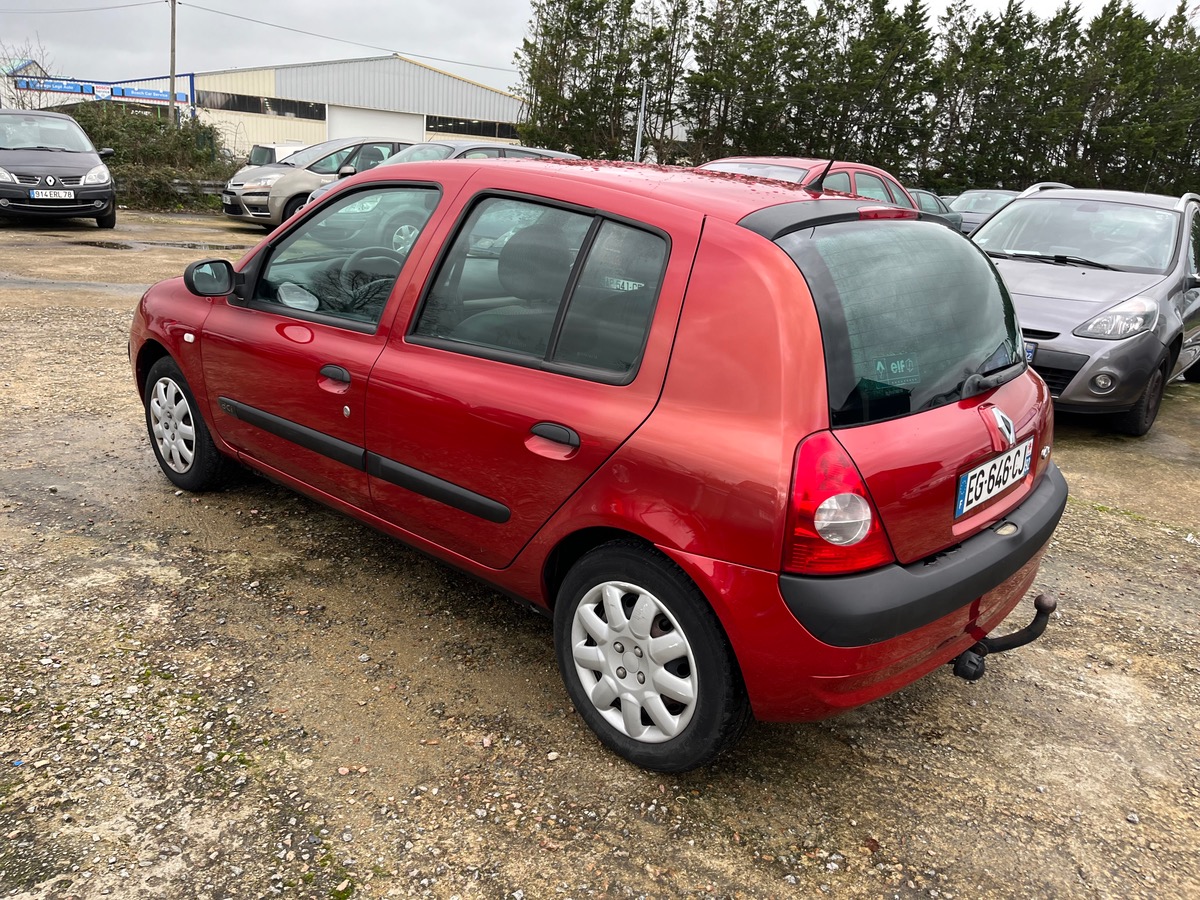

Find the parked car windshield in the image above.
[
  {"left": 701, "top": 161, "right": 808, "bottom": 183},
  {"left": 777, "top": 220, "right": 1023, "bottom": 425},
  {"left": 391, "top": 143, "right": 456, "bottom": 163},
  {"left": 972, "top": 197, "right": 1180, "bottom": 273},
  {"left": 950, "top": 191, "right": 1016, "bottom": 213},
  {"left": 0, "top": 113, "right": 94, "bottom": 152},
  {"left": 278, "top": 139, "right": 356, "bottom": 169}
]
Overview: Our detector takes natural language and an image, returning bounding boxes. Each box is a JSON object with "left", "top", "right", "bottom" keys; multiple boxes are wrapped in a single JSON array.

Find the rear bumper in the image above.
[
  {"left": 658, "top": 464, "right": 1066, "bottom": 722},
  {"left": 780, "top": 462, "right": 1068, "bottom": 646}
]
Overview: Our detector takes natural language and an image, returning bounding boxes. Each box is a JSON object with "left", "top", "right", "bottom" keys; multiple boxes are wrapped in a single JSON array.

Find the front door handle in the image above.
[
  {"left": 531, "top": 422, "right": 580, "bottom": 448},
  {"left": 319, "top": 364, "right": 351, "bottom": 384}
]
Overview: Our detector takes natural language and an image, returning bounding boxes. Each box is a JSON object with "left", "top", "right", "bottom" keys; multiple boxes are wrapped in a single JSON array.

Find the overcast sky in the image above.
[{"left": 0, "top": 0, "right": 1188, "bottom": 96}]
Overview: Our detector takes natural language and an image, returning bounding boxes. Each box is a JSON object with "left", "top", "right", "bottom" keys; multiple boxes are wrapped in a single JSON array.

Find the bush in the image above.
[{"left": 68, "top": 102, "right": 238, "bottom": 212}]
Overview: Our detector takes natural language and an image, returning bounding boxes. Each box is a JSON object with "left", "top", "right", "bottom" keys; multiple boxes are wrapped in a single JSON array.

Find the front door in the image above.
[{"left": 200, "top": 183, "right": 441, "bottom": 508}]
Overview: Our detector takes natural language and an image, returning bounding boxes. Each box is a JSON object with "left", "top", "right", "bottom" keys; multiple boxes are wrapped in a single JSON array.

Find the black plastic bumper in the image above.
[
  {"left": 779, "top": 462, "right": 1068, "bottom": 647},
  {"left": 0, "top": 184, "right": 115, "bottom": 219}
]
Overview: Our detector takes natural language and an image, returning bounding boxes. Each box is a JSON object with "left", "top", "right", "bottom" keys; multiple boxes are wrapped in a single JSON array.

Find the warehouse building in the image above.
[{"left": 5, "top": 54, "right": 525, "bottom": 156}]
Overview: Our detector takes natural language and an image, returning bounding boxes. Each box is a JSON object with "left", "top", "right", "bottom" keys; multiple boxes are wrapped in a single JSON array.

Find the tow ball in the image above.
[{"left": 951, "top": 593, "right": 1057, "bottom": 682}]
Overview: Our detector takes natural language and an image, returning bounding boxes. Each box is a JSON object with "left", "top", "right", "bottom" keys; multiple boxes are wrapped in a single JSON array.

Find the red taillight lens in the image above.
[
  {"left": 857, "top": 206, "right": 919, "bottom": 220},
  {"left": 784, "top": 431, "right": 896, "bottom": 575}
]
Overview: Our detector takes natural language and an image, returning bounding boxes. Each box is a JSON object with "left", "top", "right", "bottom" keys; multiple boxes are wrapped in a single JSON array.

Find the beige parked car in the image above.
[{"left": 221, "top": 136, "right": 410, "bottom": 228}]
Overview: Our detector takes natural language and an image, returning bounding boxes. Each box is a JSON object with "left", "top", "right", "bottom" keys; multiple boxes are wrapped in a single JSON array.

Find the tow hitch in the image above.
[{"left": 952, "top": 593, "right": 1057, "bottom": 682}]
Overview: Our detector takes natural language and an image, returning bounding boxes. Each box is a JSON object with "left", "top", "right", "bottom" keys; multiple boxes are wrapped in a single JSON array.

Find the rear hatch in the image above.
[{"left": 775, "top": 218, "right": 1053, "bottom": 565}]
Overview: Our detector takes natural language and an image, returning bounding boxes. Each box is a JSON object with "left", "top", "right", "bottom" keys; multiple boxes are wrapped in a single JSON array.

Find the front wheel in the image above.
[
  {"left": 96, "top": 208, "right": 116, "bottom": 229},
  {"left": 1113, "top": 362, "right": 1166, "bottom": 436},
  {"left": 553, "top": 541, "right": 750, "bottom": 772},
  {"left": 143, "top": 357, "right": 228, "bottom": 491}
]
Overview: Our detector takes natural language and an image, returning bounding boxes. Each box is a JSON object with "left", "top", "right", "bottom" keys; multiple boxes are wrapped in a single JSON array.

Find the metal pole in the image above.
[
  {"left": 168, "top": 0, "right": 177, "bottom": 127},
  {"left": 633, "top": 79, "right": 647, "bottom": 163}
]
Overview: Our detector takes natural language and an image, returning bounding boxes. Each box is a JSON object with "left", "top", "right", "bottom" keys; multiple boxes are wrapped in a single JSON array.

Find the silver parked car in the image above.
[
  {"left": 971, "top": 187, "right": 1200, "bottom": 435},
  {"left": 221, "top": 136, "right": 411, "bottom": 228},
  {"left": 305, "top": 139, "right": 580, "bottom": 206}
]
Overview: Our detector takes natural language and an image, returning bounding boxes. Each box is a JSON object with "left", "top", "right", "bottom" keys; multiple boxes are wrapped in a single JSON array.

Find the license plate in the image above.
[
  {"left": 1024, "top": 340, "right": 1036, "bottom": 362},
  {"left": 31, "top": 189, "right": 74, "bottom": 200},
  {"left": 955, "top": 438, "right": 1034, "bottom": 517}
]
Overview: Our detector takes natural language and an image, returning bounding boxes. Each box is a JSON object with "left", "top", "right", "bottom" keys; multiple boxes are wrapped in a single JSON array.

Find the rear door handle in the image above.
[
  {"left": 531, "top": 422, "right": 580, "bottom": 448},
  {"left": 319, "top": 364, "right": 351, "bottom": 384}
]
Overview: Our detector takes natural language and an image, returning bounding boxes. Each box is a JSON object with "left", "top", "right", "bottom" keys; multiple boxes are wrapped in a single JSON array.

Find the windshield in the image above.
[
  {"left": 0, "top": 113, "right": 95, "bottom": 152},
  {"left": 248, "top": 145, "right": 299, "bottom": 167},
  {"left": 972, "top": 197, "right": 1179, "bottom": 274},
  {"left": 777, "top": 220, "right": 1023, "bottom": 425},
  {"left": 950, "top": 191, "right": 1016, "bottom": 214},
  {"left": 391, "top": 143, "right": 455, "bottom": 163},
  {"left": 279, "top": 139, "right": 356, "bottom": 169},
  {"left": 700, "top": 161, "right": 809, "bottom": 183}
]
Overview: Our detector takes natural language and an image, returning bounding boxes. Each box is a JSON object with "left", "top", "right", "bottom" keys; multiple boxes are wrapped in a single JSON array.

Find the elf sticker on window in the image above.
[{"left": 871, "top": 354, "right": 920, "bottom": 387}]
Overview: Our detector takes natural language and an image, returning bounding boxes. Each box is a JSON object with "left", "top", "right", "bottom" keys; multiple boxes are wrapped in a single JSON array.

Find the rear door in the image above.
[
  {"left": 775, "top": 218, "right": 1053, "bottom": 564},
  {"left": 364, "top": 185, "right": 699, "bottom": 569}
]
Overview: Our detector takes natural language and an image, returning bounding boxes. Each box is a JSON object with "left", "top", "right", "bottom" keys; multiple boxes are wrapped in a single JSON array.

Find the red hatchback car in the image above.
[
  {"left": 130, "top": 160, "right": 1067, "bottom": 772},
  {"left": 697, "top": 155, "right": 919, "bottom": 209}
]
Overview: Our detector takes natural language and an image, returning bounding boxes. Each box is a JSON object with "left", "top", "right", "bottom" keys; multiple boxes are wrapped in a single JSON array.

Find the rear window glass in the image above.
[
  {"left": 776, "top": 221, "right": 1022, "bottom": 425},
  {"left": 701, "top": 161, "right": 808, "bottom": 183}
]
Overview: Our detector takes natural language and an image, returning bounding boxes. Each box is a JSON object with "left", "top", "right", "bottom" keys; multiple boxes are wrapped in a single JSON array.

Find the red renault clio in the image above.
[{"left": 129, "top": 160, "right": 1067, "bottom": 772}]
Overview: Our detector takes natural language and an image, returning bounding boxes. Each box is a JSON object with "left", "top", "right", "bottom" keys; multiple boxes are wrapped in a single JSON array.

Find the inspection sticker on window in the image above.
[
  {"left": 1024, "top": 341, "right": 1036, "bottom": 362},
  {"left": 870, "top": 354, "right": 921, "bottom": 387},
  {"left": 955, "top": 438, "right": 1034, "bottom": 517}
]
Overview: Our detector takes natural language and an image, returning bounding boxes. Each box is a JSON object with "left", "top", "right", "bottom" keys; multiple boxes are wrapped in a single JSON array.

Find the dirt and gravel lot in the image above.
[{"left": 0, "top": 211, "right": 1197, "bottom": 900}]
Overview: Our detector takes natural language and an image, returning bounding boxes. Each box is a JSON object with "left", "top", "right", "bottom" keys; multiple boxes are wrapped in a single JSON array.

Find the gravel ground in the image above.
[{"left": 0, "top": 212, "right": 1198, "bottom": 900}]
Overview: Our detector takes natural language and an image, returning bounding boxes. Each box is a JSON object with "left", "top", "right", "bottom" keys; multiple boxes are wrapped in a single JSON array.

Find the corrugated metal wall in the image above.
[
  {"left": 274, "top": 56, "right": 523, "bottom": 122},
  {"left": 197, "top": 109, "right": 325, "bottom": 156},
  {"left": 195, "top": 69, "right": 277, "bottom": 96}
]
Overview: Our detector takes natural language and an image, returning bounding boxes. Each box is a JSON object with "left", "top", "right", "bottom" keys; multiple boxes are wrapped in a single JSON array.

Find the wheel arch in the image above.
[
  {"left": 133, "top": 338, "right": 171, "bottom": 398},
  {"left": 542, "top": 527, "right": 652, "bottom": 611}
]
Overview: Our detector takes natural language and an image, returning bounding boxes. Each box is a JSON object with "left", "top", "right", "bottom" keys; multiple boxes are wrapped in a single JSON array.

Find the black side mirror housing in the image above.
[
  {"left": 1186, "top": 273, "right": 1200, "bottom": 291},
  {"left": 98, "top": 148, "right": 115, "bottom": 158},
  {"left": 183, "top": 259, "right": 237, "bottom": 297}
]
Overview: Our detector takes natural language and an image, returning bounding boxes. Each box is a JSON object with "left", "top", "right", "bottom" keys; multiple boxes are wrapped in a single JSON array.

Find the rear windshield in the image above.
[
  {"left": 392, "top": 143, "right": 456, "bottom": 163},
  {"left": 776, "top": 220, "right": 1023, "bottom": 426}
]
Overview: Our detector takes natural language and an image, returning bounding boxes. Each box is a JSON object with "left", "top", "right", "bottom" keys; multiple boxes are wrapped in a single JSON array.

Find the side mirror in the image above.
[
  {"left": 99, "top": 147, "right": 115, "bottom": 158},
  {"left": 183, "top": 259, "right": 236, "bottom": 297},
  {"left": 337, "top": 164, "right": 357, "bottom": 179},
  {"left": 1186, "top": 273, "right": 1200, "bottom": 291}
]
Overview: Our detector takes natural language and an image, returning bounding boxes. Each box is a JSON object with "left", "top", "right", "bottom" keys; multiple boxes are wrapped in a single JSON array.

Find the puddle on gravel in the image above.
[{"left": 71, "top": 240, "right": 251, "bottom": 252}]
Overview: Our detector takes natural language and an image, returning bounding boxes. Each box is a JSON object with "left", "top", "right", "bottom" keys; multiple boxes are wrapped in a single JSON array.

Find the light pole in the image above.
[{"left": 168, "top": 0, "right": 177, "bottom": 127}]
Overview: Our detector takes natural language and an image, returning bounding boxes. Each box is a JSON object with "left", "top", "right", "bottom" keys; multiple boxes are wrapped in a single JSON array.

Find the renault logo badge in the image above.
[
  {"left": 46, "top": 175, "right": 55, "bottom": 186},
  {"left": 991, "top": 408, "right": 1016, "bottom": 447}
]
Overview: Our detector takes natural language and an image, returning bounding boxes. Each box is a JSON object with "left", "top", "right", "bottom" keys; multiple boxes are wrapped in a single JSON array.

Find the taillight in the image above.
[
  {"left": 858, "top": 206, "right": 919, "bottom": 220},
  {"left": 783, "top": 431, "right": 896, "bottom": 575}
]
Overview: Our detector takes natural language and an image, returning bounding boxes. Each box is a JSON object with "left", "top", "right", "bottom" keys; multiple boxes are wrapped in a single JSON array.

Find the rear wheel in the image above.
[
  {"left": 553, "top": 541, "right": 750, "bottom": 772},
  {"left": 143, "top": 357, "right": 227, "bottom": 491},
  {"left": 1113, "top": 362, "right": 1166, "bottom": 436},
  {"left": 1183, "top": 361, "right": 1200, "bottom": 383}
]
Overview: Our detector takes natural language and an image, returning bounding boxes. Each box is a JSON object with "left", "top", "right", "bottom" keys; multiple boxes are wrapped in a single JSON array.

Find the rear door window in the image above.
[
  {"left": 851, "top": 172, "right": 891, "bottom": 203},
  {"left": 882, "top": 177, "right": 915, "bottom": 208},
  {"left": 776, "top": 221, "right": 1022, "bottom": 425}
]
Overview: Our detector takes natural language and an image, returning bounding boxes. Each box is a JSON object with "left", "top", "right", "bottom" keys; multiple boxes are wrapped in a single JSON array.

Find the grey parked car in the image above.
[
  {"left": 909, "top": 188, "right": 963, "bottom": 231},
  {"left": 306, "top": 140, "right": 580, "bottom": 206},
  {"left": 971, "top": 188, "right": 1200, "bottom": 435},
  {"left": 950, "top": 189, "right": 1019, "bottom": 234},
  {"left": 221, "top": 136, "right": 411, "bottom": 228}
]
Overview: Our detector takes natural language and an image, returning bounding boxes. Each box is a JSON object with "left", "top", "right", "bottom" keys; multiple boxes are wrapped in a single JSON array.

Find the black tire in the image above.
[
  {"left": 553, "top": 540, "right": 751, "bottom": 772},
  {"left": 143, "top": 357, "right": 228, "bottom": 491},
  {"left": 1113, "top": 362, "right": 1166, "bottom": 436},
  {"left": 282, "top": 195, "right": 307, "bottom": 223},
  {"left": 1183, "top": 362, "right": 1200, "bottom": 383},
  {"left": 96, "top": 208, "right": 117, "bottom": 229}
]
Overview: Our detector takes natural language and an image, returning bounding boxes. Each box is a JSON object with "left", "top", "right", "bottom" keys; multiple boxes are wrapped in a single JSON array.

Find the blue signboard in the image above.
[{"left": 15, "top": 78, "right": 186, "bottom": 103}]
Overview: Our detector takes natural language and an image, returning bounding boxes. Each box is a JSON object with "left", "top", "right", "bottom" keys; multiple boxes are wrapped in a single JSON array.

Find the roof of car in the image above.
[
  {"left": 700, "top": 156, "right": 901, "bottom": 177},
  {"left": 413, "top": 139, "right": 578, "bottom": 157},
  {"left": 0, "top": 108, "right": 75, "bottom": 119},
  {"left": 1014, "top": 188, "right": 1182, "bottom": 210},
  {"left": 360, "top": 158, "right": 896, "bottom": 227}
]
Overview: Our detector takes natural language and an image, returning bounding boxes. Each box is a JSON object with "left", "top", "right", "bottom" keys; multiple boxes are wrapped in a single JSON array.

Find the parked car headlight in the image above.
[
  {"left": 0, "top": 166, "right": 14, "bottom": 183},
  {"left": 1073, "top": 296, "right": 1158, "bottom": 339},
  {"left": 82, "top": 164, "right": 111, "bottom": 185},
  {"left": 241, "top": 172, "right": 285, "bottom": 189}
]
